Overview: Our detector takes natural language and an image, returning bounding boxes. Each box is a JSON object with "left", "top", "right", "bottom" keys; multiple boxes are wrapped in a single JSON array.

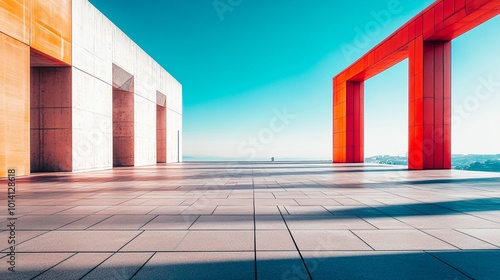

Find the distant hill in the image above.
[
  {"left": 452, "top": 154, "right": 500, "bottom": 172},
  {"left": 365, "top": 154, "right": 500, "bottom": 173},
  {"left": 365, "top": 155, "right": 408, "bottom": 166}
]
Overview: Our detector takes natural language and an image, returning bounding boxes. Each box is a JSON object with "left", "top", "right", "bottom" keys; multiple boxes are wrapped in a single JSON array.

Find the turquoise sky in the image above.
[{"left": 90, "top": 0, "right": 500, "bottom": 160}]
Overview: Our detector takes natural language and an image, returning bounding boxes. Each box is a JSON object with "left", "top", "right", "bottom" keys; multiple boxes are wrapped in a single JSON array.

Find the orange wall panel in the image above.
[
  {"left": 0, "top": 0, "right": 30, "bottom": 44},
  {"left": 0, "top": 32, "right": 30, "bottom": 177},
  {"left": 30, "top": 0, "right": 71, "bottom": 64}
]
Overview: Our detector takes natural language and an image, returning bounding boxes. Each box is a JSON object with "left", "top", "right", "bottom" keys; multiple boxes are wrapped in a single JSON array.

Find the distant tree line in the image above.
[{"left": 365, "top": 154, "right": 500, "bottom": 173}]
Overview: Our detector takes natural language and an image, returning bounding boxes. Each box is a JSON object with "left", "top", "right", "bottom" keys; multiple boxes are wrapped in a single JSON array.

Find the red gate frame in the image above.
[{"left": 333, "top": 0, "right": 500, "bottom": 169}]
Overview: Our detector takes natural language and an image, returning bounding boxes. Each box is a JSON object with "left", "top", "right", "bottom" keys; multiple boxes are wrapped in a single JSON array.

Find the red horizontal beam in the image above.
[{"left": 334, "top": 0, "right": 500, "bottom": 83}]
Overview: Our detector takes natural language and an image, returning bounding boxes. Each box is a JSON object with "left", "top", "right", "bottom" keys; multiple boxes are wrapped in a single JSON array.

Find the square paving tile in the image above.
[
  {"left": 301, "top": 251, "right": 469, "bottom": 280},
  {"left": 430, "top": 250, "right": 500, "bottom": 280},
  {"left": 284, "top": 206, "right": 333, "bottom": 215},
  {"left": 9, "top": 215, "right": 85, "bottom": 230},
  {"left": 141, "top": 215, "right": 199, "bottom": 230},
  {"left": 190, "top": 215, "right": 253, "bottom": 230},
  {"left": 63, "top": 198, "right": 129, "bottom": 206},
  {"left": 16, "top": 231, "right": 140, "bottom": 252},
  {"left": 149, "top": 206, "right": 189, "bottom": 214},
  {"left": 257, "top": 251, "right": 307, "bottom": 280},
  {"left": 284, "top": 215, "right": 376, "bottom": 230},
  {"left": 212, "top": 206, "right": 254, "bottom": 215},
  {"left": 89, "top": 215, "right": 156, "bottom": 230},
  {"left": 96, "top": 205, "right": 158, "bottom": 215},
  {"left": 120, "top": 231, "right": 188, "bottom": 251},
  {"left": 397, "top": 214, "right": 500, "bottom": 229},
  {"left": 352, "top": 229, "right": 457, "bottom": 250},
  {"left": 181, "top": 205, "right": 217, "bottom": 215},
  {"left": 254, "top": 199, "right": 299, "bottom": 206},
  {"left": 256, "top": 215, "right": 288, "bottom": 230},
  {"left": 175, "top": 231, "right": 254, "bottom": 251},
  {"left": 424, "top": 229, "right": 499, "bottom": 249},
  {"left": 16, "top": 205, "right": 75, "bottom": 215},
  {"left": 140, "top": 199, "right": 187, "bottom": 206},
  {"left": 0, "top": 253, "right": 72, "bottom": 280},
  {"left": 198, "top": 199, "right": 253, "bottom": 206},
  {"left": 56, "top": 206, "right": 111, "bottom": 215},
  {"left": 457, "top": 229, "right": 500, "bottom": 246},
  {"left": 291, "top": 230, "right": 372, "bottom": 251},
  {"left": 332, "top": 198, "right": 365, "bottom": 206},
  {"left": 255, "top": 206, "right": 281, "bottom": 215},
  {"left": 58, "top": 215, "right": 111, "bottom": 230},
  {"left": 294, "top": 198, "right": 342, "bottom": 206},
  {"left": 256, "top": 230, "right": 296, "bottom": 251},
  {"left": 361, "top": 216, "right": 414, "bottom": 229},
  {"left": 118, "top": 198, "right": 151, "bottom": 206},
  {"left": 35, "top": 253, "right": 111, "bottom": 280},
  {"left": 132, "top": 252, "right": 254, "bottom": 279},
  {"left": 82, "top": 253, "right": 153, "bottom": 279}
]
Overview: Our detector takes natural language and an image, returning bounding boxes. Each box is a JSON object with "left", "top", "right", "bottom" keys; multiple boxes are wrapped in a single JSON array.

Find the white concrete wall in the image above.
[
  {"left": 166, "top": 79, "right": 183, "bottom": 163},
  {"left": 71, "top": 0, "right": 182, "bottom": 171}
]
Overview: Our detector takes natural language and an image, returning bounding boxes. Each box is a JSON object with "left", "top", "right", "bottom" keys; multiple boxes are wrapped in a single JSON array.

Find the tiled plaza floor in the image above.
[{"left": 1, "top": 162, "right": 500, "bottom": 279}]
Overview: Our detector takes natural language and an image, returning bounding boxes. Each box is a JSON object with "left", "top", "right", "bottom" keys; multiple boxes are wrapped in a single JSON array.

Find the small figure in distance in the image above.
[{"left": 271, "top": 157, "right": 275, "bottom": 162}]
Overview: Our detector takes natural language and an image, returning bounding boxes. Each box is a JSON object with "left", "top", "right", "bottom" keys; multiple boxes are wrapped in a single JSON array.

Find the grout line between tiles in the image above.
[{"left": 278, "top": 206, "right": 313, "bottom": 280}]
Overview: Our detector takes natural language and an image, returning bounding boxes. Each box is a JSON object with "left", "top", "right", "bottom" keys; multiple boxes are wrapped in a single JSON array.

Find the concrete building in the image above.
[{"left": 0, "top": 0, "right": 182, "bottom": 178}]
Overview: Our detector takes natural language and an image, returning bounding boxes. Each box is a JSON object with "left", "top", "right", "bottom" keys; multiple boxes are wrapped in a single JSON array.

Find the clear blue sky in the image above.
[{"left": 90, "top": 0, "right": 500, "bottom": 160}]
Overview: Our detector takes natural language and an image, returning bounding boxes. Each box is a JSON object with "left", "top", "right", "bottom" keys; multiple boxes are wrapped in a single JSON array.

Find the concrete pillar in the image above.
[
  {"left": 408, "top": 37, "right": 451, "bottom": 169},
  {"left": 113, "top": 89, "right": 134, "bottom": 167},
  {"left": 30, "top": 67, "right": 73, "bottom": 172},
  {"left": 156, "top": 104, "right": 166, "bottom": 163},
  {"left": 333, "top": 80, "right": 364, "bottom": 163}
]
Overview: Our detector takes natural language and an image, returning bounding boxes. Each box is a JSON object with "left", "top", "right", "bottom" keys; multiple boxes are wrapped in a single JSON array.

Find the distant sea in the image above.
[
  {"left": 183, "top": 155, "right": 500, "bottom": 173},
  {"left": 183, "top": 156, "right": 330, "bottom": 162}
]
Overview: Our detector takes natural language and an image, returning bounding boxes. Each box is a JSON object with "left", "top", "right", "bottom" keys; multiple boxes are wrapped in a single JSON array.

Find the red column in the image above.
[
  {"left": 333, "top": 80, "right": 364, "bottom": 163},
  {"left": 408, "top": 37, "right": 451, "bottom": 169}
]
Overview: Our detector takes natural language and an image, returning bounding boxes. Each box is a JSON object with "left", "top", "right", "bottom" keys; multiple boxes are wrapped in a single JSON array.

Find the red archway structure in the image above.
[{"left": 333, "top": 0, "right": 500, "bottom": 169}]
